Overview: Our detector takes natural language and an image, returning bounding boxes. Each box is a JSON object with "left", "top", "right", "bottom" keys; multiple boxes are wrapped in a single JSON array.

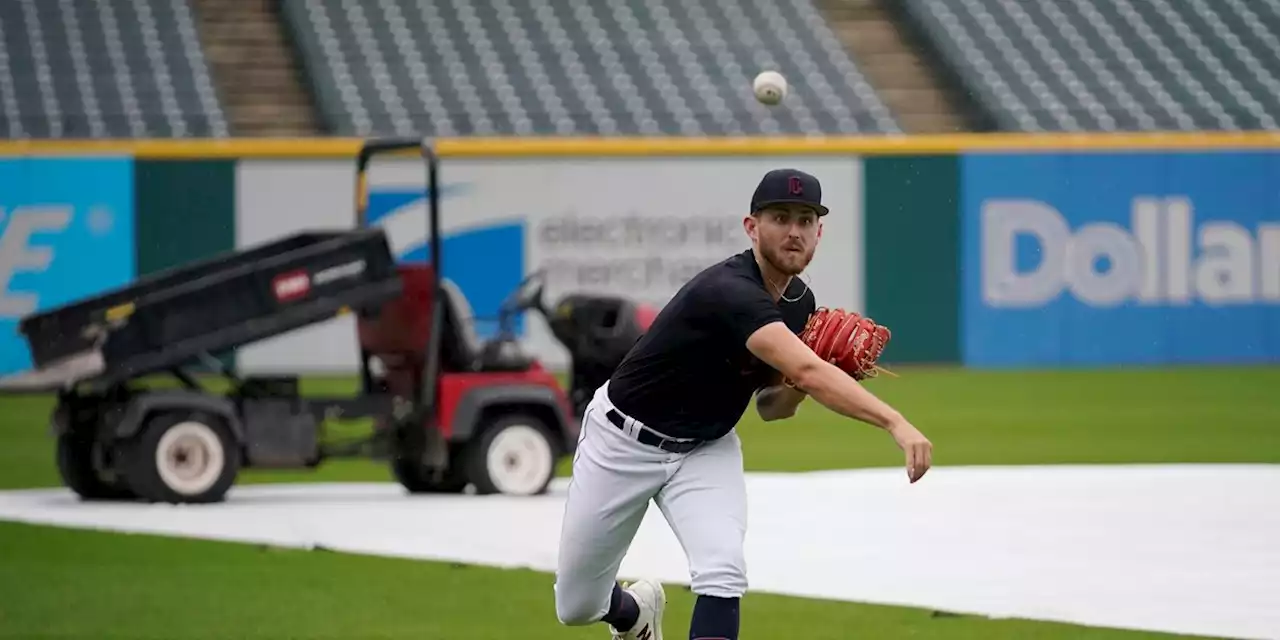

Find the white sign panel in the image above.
[{"left": 235, "top": 155, "right": 862, "bottom": 373}]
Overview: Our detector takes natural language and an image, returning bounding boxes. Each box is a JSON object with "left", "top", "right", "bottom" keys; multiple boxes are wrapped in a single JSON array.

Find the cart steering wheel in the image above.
[{"left": 496, "top": 269, "right": 548, "bottom": 333}]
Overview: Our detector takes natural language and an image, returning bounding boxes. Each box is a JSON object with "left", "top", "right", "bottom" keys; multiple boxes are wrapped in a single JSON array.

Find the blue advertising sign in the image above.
[
  {"left": 0, "top": 157, "right": 135, "bottom": 374},
  {"left": 961, "top": 151, "right": 1280, "bottom": 367}
]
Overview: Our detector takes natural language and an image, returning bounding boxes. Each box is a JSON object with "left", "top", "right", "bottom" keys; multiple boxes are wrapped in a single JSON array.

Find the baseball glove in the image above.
[{"left": 788, "top": 307, "right": 891, "bottom": 385}]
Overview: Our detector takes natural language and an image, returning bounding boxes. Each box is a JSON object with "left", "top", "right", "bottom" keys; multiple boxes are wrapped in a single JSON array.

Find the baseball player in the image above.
[{"left": 553, "top": 168, "right": 933, "bottom": 640}]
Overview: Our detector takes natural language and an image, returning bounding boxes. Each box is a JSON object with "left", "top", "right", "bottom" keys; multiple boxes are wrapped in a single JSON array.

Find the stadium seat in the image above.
[
  {"left": 279, "top": 0, "right": 901, "bottom": 136},
  {"left": 0, "top": 0, "right": 228, "bottom": 138},
  {"left": 898, "top": 0, "right": 1280, "bottom": 131}
]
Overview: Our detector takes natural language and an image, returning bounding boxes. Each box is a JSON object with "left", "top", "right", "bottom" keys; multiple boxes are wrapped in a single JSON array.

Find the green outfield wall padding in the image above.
[
  {"left": 134, "top": 159, "right": 238, "bottom": 369},
  {"left": 863, "top": 155, "right": 961, "bottom": 364}
]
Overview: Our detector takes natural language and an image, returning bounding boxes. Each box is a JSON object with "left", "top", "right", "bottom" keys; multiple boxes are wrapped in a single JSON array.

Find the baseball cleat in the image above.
[{"left": 611, "top": 579, "right": 665, "bottom": 640}]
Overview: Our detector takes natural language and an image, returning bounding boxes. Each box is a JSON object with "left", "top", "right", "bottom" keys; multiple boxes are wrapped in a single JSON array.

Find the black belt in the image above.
[{"left": 605, "top": 409, "right": 703, "bottom": 453}]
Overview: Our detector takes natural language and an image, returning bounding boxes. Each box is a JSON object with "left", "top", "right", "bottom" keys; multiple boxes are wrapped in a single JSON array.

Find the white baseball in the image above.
[{"left": 753, "top": 71, "right": 788, "bottom": 105}]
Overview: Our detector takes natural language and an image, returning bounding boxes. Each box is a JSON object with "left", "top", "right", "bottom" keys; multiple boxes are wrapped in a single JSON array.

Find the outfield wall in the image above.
[{"left": 0, "top": 132, "right": 1276, "bottom": 375}]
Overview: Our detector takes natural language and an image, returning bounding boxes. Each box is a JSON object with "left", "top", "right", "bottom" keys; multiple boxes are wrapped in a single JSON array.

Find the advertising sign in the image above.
[
  {"left": 0, "top": 157, "right": 135, "bottom": 374},
  {"left": 961, "top": 151, "right": 1280, "bottom": 366},
  {"left": 234, "top": 156, "right": 861, "bottom": 372}
]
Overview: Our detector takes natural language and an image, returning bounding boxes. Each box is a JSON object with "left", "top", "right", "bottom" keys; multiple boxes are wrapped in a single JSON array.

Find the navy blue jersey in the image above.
[{"left": 607, "top": 249, "right": 816, "bottom": 441}]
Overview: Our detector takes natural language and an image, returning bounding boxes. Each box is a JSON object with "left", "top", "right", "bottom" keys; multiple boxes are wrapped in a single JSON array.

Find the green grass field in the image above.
[{"left": 1, "top": 366, "right": 1277, "bottom": 639}]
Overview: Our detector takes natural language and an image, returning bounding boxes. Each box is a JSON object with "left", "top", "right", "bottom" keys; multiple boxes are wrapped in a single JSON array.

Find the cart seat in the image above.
[
  {"left": 439, "top": 280, "right": 532, "bottom": 373},
  {"left": 439, "top": 279, "right": 484, "bottom": 367},
  {"left": 357, "top": 266, "right": 531, "bottom": 374}
]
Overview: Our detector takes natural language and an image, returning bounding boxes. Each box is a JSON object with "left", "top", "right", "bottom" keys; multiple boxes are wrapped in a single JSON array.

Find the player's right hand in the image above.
[{"left": 887, "top": 419, "right": 932, "bottom": 483}]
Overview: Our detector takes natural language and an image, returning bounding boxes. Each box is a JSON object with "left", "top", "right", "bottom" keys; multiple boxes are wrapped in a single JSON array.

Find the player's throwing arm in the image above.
[{"left": 746, "top": 313, "right": 933, "bottom": 482}]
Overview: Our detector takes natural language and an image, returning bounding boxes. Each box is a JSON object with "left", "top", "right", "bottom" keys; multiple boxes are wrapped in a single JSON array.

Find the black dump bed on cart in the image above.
[{"left": 9, "top": 228, "right": 403, "bottom": 389}]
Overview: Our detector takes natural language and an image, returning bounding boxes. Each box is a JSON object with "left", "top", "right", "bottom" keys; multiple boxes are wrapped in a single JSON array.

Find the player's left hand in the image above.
[
  {"left": 887, "top": 418, "right": 932, "bottom": 483},
  {"left": 794, "top": 307, "right": 890, "bottom": 381}
]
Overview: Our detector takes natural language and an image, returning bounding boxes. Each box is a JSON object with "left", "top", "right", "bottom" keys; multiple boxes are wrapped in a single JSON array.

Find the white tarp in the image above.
[{"left": 1, "top": 463, "right": 1277, "bottom": 639}]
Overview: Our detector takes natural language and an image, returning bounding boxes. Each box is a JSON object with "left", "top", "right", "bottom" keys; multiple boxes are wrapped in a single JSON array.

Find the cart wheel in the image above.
[
  {"left": 122, "top": 411, "right": 240, "bottom": 504},
  {"left": 56, "top": 432, "right": 135, "bottom": 501},
  {"left": 392, "top": 444, "right": 469, "bottom": 494},
  {"left": 467, "top": 414, "right": 556, "bottom": 496}
]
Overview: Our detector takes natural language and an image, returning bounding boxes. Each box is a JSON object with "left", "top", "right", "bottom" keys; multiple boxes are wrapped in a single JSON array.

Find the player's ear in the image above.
[{"left": 743, "top": 214, "right": 759, "bottom": 242}]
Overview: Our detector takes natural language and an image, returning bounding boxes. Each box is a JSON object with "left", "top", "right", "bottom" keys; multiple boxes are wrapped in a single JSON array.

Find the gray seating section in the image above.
[
  {"left": 900, "top": 0, "right": 1280, "bottom": 131},
  {"left": 0, "top": 0, "right": 228, "bottom": 138},
  {"left": 281, "top": 0, "right": 900, "bottom": 136}
]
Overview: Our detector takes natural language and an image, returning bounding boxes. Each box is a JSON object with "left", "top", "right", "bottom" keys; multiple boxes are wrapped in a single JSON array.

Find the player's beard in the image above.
[{"left": 762, "top": 239, "right": 814, "bottom": 277}]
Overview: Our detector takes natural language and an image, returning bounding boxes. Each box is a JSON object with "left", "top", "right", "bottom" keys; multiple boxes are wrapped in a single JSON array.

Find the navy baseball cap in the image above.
[{"left": 750, "top": 168, "right": 829, "bottom": 216}]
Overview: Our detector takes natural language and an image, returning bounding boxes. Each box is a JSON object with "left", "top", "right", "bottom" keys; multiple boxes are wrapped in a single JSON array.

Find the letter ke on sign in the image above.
[
  {"left": 0, "top": 206, "right": 73, "bottom": 319},
  {"left": 982, "top": 197, "right": 1280, "bottom": 307}
]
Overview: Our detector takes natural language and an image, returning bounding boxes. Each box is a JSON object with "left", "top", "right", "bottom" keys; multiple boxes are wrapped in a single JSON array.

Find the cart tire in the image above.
[
  {"left": 467, "top": 414, "right": 556, "bottom": 496},
  {"left": 392, "top": 445, "right": 469, "bottom": 494},
  {"left": 122, "top": 411, "right": 240, "bottom": 504},
  {"left": 55, "top": 433, "right": 135, "bottom": 501}
]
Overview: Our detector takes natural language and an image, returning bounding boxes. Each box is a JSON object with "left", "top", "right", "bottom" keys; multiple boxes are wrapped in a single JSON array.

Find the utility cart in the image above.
[{"left": 0, "top": 138, "right": 602, "bottom": 504}]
